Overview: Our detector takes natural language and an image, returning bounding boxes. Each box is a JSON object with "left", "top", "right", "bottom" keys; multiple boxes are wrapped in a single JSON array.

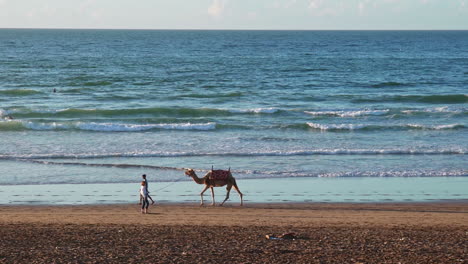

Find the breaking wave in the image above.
[
  {"left": 3, "top": 106, "right": 465, "bottom": 122},
  {"left": 75, "top": 122, "right": 216, "bottom": 132},
  {"left": 1, "top": 148, "right": 465, "bottom": 160},
  {"left": 305, "top": 109, "right": 389, "bottom": 117},
  {"left": 1, "top": 119, "right": 465, "bottom": 132},
  {"left": 401, "top": 106, "right": 467, "bottom": 115},
  {"left": 8, "top": 160, "right": 468, "bottom": 180},
  {"left": 305, "top": 107, "right": 466, "bottom": 118},
  {"left": 307, "top": 122, "right": 465, "bottom": 131},
  {"left": 228, "top": 107, "right": 279, "bottom": 114},
  {"left": 0, "top": 121, "right": 216, "bottom": 132},
  {"left": 2, "top": 106, "right": 280, "bottom": 119}
]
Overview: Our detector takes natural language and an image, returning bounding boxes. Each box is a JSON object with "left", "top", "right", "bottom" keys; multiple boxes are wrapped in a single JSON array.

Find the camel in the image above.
[{"left": 184, "top": 168, "right": 243, "bottom": 206}]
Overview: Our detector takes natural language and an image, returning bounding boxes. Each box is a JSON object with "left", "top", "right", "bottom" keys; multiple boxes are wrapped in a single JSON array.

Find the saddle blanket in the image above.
[{"left": 210, "top": 170, "right": 230, "bottom": 180}]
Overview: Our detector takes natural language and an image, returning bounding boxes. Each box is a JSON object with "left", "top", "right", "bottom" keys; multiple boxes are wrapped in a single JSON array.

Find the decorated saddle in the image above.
[{"left": 209, "top": 169, "right": 230, "bottom": 181}]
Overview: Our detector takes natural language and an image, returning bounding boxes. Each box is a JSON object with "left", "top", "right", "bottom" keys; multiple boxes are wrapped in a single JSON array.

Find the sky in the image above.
[{"left": 0, "top": 0, "right": 467, "bottom": 30}]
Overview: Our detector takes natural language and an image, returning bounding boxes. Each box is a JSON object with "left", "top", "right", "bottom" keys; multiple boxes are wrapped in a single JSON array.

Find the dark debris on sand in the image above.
[{"left": 0, "top": 224, "right": 466, "bottom": 264}]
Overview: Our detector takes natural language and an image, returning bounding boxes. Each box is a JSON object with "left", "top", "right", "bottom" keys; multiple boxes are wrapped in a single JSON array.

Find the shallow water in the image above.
[{"left": 1, "top": 177, "right": 467, "bottom": 205}]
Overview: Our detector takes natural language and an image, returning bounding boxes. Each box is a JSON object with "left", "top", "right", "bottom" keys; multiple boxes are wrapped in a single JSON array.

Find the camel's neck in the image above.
[{"left": 190, "top": 172, "right": 205, "bottom": 184}]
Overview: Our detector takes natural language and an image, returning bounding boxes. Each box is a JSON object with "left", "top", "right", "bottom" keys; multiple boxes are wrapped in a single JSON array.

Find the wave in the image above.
[
  {"left": 228, "top": 107, "right": 279, "bottom": 114},
  {"left": 281, "top": 67, "right": 328, "bottom": 73},
  {"left": 176, "top": 92, "right": 243, "bottom": 98},
  {"left": 371, "top": 82, "right": 409, "bottom": 88},
  {"left": 4, "top": 106, "right": 281, "bottom": 119},
  {"left": 0, "top": 89, "right": 42, "bottom": 96},
  {"left": 401, "top": 106, "right": 467, "bottom": 115},
  {"left": 76, "top": 122, "right": 216, "bottom": 131},
  {"left": 315, "top": 169, "right": 468, "bottom": 178},
  {"left": 1, "top": 148, "right": 465, "bottom": 160},
  {"left": 67, "top": 80, "right": 113, "bottom": 87},
  {"left": 306, "top": 122, "right": 465, "bottom": 131},
  {"left": 304, "top": 106, "right": 468, "bottom": 119},
  {"left": 257, "top": 169, "right": 468, "bottom": 178},
  {"left": 21, "top": 159, "right": 187, "bottom": 171},
  {"left": 305, "top": 109, "right": 389, "bottom": 117},
  {"left": 60, "top": 88, "right": 95, "bottom": 94},
  {"left": 0, "top": 121, "right": 216, "bottom": 132},
  {"left": 1, "top": 119, "right": 464, "bottom": 132},
  {"left": 0, "top": 120, "right": 24, "bottom": 130},
  {"left": 354, "top": 94, "right": 468, "bottom": 104},
  {"left": 6, "top": 105, "right": 463, "bottom": 121},
  {"left": 305, "top": 107, "right": 467, "bottom": 118},
  {"left": 12, "top": 160, "right": 468, "bottom": 179},
  {"left": 94, "top": 94, "right": 141, "bottom": 101}
]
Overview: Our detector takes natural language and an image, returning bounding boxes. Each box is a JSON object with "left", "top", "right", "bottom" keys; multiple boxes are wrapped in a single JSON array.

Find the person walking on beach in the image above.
[
  {"left": 140, "top": 181, "right": 150, "bottom": 213},
  {"left": 139, "top": 174, "right": 155, "bottom": 205}
]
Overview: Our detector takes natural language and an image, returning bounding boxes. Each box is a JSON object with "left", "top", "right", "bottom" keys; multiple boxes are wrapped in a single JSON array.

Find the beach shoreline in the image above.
[{"left": 1, "top": 202, "right": 467, "bottom": 263}]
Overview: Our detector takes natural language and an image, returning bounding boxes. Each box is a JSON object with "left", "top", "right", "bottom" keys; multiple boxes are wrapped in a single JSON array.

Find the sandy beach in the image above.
[{"left": 0, "top": 202, "right": 467, "bottom": 263}]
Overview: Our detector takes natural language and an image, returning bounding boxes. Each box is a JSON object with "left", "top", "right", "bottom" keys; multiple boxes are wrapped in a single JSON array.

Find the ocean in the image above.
[{"left": 0, "top": 29, "right": 467, "bottom": 204}]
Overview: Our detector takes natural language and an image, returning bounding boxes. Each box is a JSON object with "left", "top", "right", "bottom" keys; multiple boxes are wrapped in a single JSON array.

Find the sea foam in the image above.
[
  {"left": 1, "top": 148, "right": 465, "bottom": 160},
  {"left": 307, "top": 122, "right": 465, "bottom": 131},
  {"left": 75, "top": 122, "right": 216, "bottom": 132},
  {"left": 229, "top": 107, "right": 279, "bottom": 114},
  {"left": 305, "top": 109, "right": 389, "bottom": 117}
]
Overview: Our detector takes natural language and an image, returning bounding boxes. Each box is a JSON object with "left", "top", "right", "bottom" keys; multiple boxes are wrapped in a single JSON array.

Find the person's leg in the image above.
[
  {"left": 148, "top": 194, "right": 154, "bottom": 205},
  {"left": 144, "top": 196, "right": 149, "bottom": 213},
  {"left": 141, "top": 196, "right": 147, "bottom": 213}
]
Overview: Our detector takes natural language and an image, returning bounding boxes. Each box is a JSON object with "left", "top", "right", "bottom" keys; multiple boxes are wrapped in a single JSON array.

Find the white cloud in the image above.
[
  {"left": 308, "top": 0, "right": 323, "bottom": 10},
  {"left": 358, "top": 0, "right": 371, "bottom": 15},
  {"left": 208, "top": 0, "right": 226, "bottom": 18}
]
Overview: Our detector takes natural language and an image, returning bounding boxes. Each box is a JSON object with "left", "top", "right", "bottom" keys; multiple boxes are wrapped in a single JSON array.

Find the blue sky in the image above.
[{"left": 0, "top": 0, "right": 467, "bottom": 30}]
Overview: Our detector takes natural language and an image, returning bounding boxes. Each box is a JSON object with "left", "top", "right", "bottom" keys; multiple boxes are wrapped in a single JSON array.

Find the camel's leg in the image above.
[
  {"left": 200, "top": 185, "right": 210, "bottom": 206},
  {"left": 220, "top": 185, "right": 232, "bottom": 206},
  {"left": 210, "top": 187, "right": 215, "bottom": 206},
  {"left": 233, "top": 180, "right": 244, "bottom": 206}
]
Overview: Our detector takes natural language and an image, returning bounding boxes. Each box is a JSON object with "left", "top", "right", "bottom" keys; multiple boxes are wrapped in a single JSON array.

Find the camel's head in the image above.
[{"left": 185, "top": 168, "right": 195, "bottom": 177}]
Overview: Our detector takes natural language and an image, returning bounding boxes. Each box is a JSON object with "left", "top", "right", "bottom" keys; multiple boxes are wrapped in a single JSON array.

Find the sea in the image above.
[{"left": 0, "top": 29, "right": 467, "bottom": 205}]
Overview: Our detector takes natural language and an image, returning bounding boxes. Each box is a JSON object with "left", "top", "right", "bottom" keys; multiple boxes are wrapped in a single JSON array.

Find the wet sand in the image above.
[{"left": 1, "top": 203, "right": 467, "bottom": 263}]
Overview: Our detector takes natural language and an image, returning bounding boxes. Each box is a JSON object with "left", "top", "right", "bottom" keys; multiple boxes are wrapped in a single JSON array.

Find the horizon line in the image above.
[{"left": 1, "top": 27, "right": 467, "bottom": 31}]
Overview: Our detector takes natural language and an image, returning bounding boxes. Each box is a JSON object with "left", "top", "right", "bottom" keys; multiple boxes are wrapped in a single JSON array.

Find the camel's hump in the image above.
[{"left": 210, "top": 170, "right": 230, "bottom": 180}]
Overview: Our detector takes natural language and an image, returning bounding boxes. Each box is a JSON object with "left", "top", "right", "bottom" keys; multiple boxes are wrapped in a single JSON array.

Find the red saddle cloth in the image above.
[{"left": 210, "top": 170, "right": 230, "bottom": 180}]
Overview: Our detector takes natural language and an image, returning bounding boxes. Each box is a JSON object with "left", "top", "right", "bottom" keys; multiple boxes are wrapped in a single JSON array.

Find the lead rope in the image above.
[{"left": 153, "top": 176, "right": 186, "bottom": 192}]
